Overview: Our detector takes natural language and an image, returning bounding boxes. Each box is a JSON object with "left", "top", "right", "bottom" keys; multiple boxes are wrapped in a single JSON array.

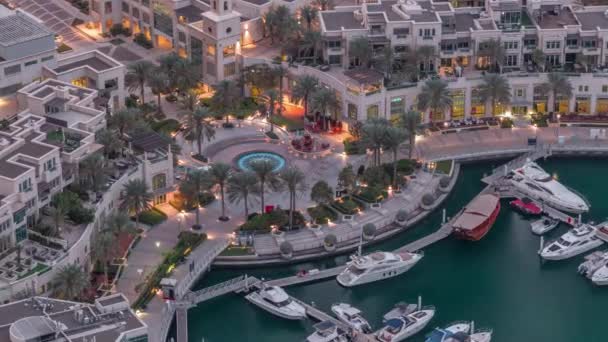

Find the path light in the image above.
[{"left": 155, "top": 241, "right": 161, "bottom": 248}]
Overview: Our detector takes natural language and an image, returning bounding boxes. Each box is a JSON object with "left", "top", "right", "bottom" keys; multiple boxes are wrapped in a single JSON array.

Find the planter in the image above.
[
  {"left": 395, "top": 218, "right": 408, "bottom": 227},
  {"left": 363, "top": 233, "right": 375, "bottom": 241},
  {"left": 280, "top": 251, "right": 293, "bottom": 259},
  {"left": 272, "top": 230, "right": 285, "bottom": 238},
  {"left": 308, "top": 224, "right": 322, "bottom": 232},
  {"left": 324, "top": 244, "right": 336, "bottom": 252}
]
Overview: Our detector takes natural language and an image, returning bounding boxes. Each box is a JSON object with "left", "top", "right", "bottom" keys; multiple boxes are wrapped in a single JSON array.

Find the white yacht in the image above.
[
  {"left": 507, "top": 161, "right": 589, "bottom": 214},
  {"left": 578, "top": 250, "right": 608, "bottom": 279},
  {"left": 331, "top": 303, "right": 372, "bottom": 333},
  {"left": 539, "top": 224, "right": 604, "bottom": 260},
  {"left": 530, "top": 217, "right": 559, "bottom": 235},
  {"left": 376, "top": 306, "right": 436, "bottom": 342},
  {"left": 306, "top": 321, "right": 349, "bottom": 342},
  {"left": 591, "top": 263, "right": 608, "bottom": 286},
  {"left": 470, "top": 329, "right": 493, "bottom": 342},
  {"left": 424, "top": 322, "right": 471, "bottom": 342},
  {"left": 336, "top": 251, "right": 423, "bottom": 287},
  {"left": 244, "top": 285, "right": 306, "bottom": 320}
]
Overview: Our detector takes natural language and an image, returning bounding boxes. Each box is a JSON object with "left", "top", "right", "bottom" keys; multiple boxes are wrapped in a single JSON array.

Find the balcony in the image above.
[{"left": 422, "top": 36, "right": 434, "bottom": 40}]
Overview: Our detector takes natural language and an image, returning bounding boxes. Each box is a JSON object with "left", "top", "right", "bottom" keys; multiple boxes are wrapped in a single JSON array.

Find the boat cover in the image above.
[{"left": 452, "top": 194, "right": 499, "bottom": 231}]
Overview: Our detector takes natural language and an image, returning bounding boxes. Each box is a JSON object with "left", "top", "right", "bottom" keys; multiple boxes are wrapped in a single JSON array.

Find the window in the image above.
[
  {"left": 347, "top": 103, "right": 358, "bottom": 120},
  {"left": 366, "top": 105, "right": 379, "bottom": 119},
  {"left": 41, "top": 55, "right": 54, "bottom": 62},
  {"left": 524, "top": 39, "right": 536, "bottom": 47},
  {"left": 583, "top": 40, "right": 597, "bottom": 49},
  {"left": 18, "top": 179, "right": 31, "bottom": 193},
  {"left": 504, "top": 41, "right": 518, "bottom": 50},
  {"left": 223, "top": 44, "right": 235, "bottom": 57},
  {"left": 131, "top": 7, "right": 140, "bottom": 19},
  {"left": 224, "top": 62, "right": 236, "bottom": 76},
  {"left": 190, "top": 37, "right": 203, "bottom": 66},
  {"left": 122, "top": 2, "right": 129, "bottom": 13},
  {"left": 390, "top": 97, "right": 405, "bottom": 120},
  {"left": 15, "top": 226, "right": 26, "bottom": 242},
  {"left": 142, "top": 0, "right": 150, "bottom": 6},
  {"left": 504, "top": 55, "right": 518, "bottom": 66},
  {"left": 602, "top": 85, "right": 608, "bottom": 93},
  {"left": 328, "top": 55, "right": 341, "bottom": 65},
  {"left": 516, "top": 88, "right": 526, "bottom": 98},
  {"left": 546, "top": 41, "right": 560, "bottom": 49},
  {"left": 44, "top": 158, "right": 56, "bottom": 171},
  {"left": 104, "top": 1, "right": 112, "bottom": 13},
  {"left": 0, "top": 220, "right": 10, "bottom": 233},
  {"left": 393, "top": 28, "right": 409, "bottom": 38},
  {"left": 152, "top": 174, "right": 166, "bottom": 191},
  {"left": 578, "top": 85, "right": 589, "bottom": 92},
  {"left": 178, "top": 31, "right": 186, "bottom": 43},
  {"left": 4, "top": 65, "right": 20, "bottom": 76},
  {"left": 545, "top": 54, "right": 560, "bottom": 66},
  {"left": 24, "top": 60, "right": 37, "bottom": 67},
  {"left": 142, "top": 12, "right": 150, "bottom": 24},
  {"left": 394, "top": 45, "right": 407, "bottom": 53},
  {"left": 450, "top": 89, "right": 465, "bottom": 120},
  {"left": 207, "top": 44, "right": 216, "bottom": 57},
  {"left": 566, "top": 38, "right": 578, "bottom": 47},
  {"left": 327, "top": 40, "right": 341, "bottom": 49},
  {"left": 457, "top": 41, "right": 469, "bottom": 49},
  {"left": 226, "top": 27, "right": 232, "bottom": 34},
  {"left": 25, "top": 198, "right": 35, "bottom": 210},
  {"left": 224, "top": 1, "right": 228, "bottom": 10},
  {"left": 419, "top": 28, "right": 434, "bottom": 38},
  {"left": 154, "top": 10, "right": 174, "bottom": 37}
]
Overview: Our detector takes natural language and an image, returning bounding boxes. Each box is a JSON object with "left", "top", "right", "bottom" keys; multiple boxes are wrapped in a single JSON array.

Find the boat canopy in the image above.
[
  {"left": 386, "top": 318, "right": 404, "bottom": 329},
  {"left": 452, "top": 194, "right": 499, "bottom": 231}
]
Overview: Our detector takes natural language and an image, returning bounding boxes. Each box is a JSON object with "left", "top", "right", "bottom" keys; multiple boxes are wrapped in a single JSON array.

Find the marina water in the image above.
[{"left": 186, "top": 158, "right": 608, "bottom": 342}]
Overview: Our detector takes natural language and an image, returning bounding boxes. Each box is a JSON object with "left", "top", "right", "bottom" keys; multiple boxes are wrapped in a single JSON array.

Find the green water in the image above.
[{"left": 186, "top": 158, "right": 608, "bottom": 342}]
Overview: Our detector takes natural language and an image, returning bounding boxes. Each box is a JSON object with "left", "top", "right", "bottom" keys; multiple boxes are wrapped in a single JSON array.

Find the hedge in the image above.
[
  {"left": 307, "top": 204, "right": 338, "bottom": 224},
  {"left": 331, "top": 197, "right": 361, "bottom": 215},
  {"left": 170, "top": 192, "right": 215, "bottom": 212},
  {"left": 137, "top": 208, "right": 168, "bottom": 226},
  {"left": 343, "top": 138, "right": 366, "bottom": 155},
  {"left": 239, "top": 209, "right": 306, "bottom": 232}
]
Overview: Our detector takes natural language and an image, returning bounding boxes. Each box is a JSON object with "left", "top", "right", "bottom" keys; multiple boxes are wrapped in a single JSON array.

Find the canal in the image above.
[{"left": 187, "top": 158, "right": 608, "bottom": 342}]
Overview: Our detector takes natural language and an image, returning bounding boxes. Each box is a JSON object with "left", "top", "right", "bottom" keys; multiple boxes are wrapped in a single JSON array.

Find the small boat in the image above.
[
  {"left": 331, "top": 303, "right": 372, "bottom": 333},
  {"left": 336, "top": 251, "right": 423, "bottom": 287},
  {"left": 578, "top": 250, "right": 608, "bottom": 278},
  {"left": 306, "top": 321, "right": 349, "bottom": 342},
  {"left": 591, "top": 262, "right": 608, "bottom": 286},
  {"left": 539, "top": 223, "right": 604, "bottom": 260},
  {"left": 530, "top": 216, "right": 559, "bottom": 235},
  {"left": 382, "top": 302, "right": 419, "bottom": 323},
  {"left": 595, "top": 224, "right": 608, "bottom": 242},
  {"left": 470, "top": 328, "right": 493, "bottom": 342},
  {"left": 244, "top": 285, "right": 306, "bottom": 320},
  {"left": 376, "top": 306, "right": 436, "bottom": 342},
  {"left": 452, "top": 194, "right": 501, "bottom": 241},
  {"left": 510, "top": 197, "right": 542, "bottom": 215},
  {"left": 425, "top": 321, "right": 471, "bottom": 342}
]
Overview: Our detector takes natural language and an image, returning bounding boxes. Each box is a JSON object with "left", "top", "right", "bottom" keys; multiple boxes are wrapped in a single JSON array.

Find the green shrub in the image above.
[
  {"left": 331, "top": 197, "right": 361, "bottom": 215},
  {"left": 239, "top": 209, "right": 305, "bottom": 232},
  {"left": 343, "top": 138, "right": 366, "bottom": 155},
  {"left": 137, "top": 208, "right": 168, "bottom": 226},
  {"left": 363, "top": 223, "right": 376, "bottom": 237},
  {"left": 357, "top": 186, "right": 386, "bottom": 203},
  {"left": 280, "top": 241, "right": 293, "bottom": 255},
  {"left": 67, "top": 206, "right": 94, "bottom": 225},
  {"left": 151, "top": 118, "right": 181, "bottom": 135},
  {"left": 169, "top": 192, "right": 215, "bottom": 211},
  {"left": 500, "top": 117, "right": 513, "bottom": 128},
  {"left": 133, "top": 33, "right": 153, "bottom": 49},
  {"left": 362, "top": 166, "right": 390, "bottom": 188},
  {"left": 422, "top": 193, "right": 435, "bottom": 206},
  {"left": 307, "top": 205, "right": 337, "bottom": 224}
]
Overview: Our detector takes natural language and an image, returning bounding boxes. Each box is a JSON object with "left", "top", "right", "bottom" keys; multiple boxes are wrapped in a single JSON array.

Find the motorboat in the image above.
[
  {"left": 331, "top": 303, "right": 372, "bottom": 333},
  {"left": 306, "top": 321, "right": 349, "bottom": 342},
  {"left": 539, "top": 223, "right": 604, "bottom": 260},
  {"left": 578, "top": 250, "right": 608, "bottom": 279},
  {"left": 507, "top": 161, "right": 589, "bottom": 213},
  {"left": 382, "top": 302, "right": 419, "bottom": 323},
  {"left": 595, "top": 224, "right": 608, "bottom": 242},
  {"left": 509, "top": 198, "right": 542, "bottom": 216},
  {"left": 244, "top": 285, "right": 306, "bottom": 320},
  {"left": 425, "top": 321, "right": 471, "bottom": 342},
  {"left": 375, "top": 306, "right": 436, "bottom": 342},
  {"left": 530, "top": 216, "right": 559, "bottom": 235},
  {"left": 470, "top": 329, "right": 493, "bottom": 342},
  {"left": 336, "top": 251, "right": 423, "bottom": 287},
  {"left": 591, "top": 261, "right": 608, "bottom": 286}
]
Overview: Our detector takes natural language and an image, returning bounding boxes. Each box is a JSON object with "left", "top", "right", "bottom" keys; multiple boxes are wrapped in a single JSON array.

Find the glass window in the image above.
[
  {"left": 4, "top": 65, "right": 20, "bottom": 75},
  {"left": 152, "top": 174, "right": 166, "bottom": 190},
  {"left": 207, "top": 44, "right": 216, "bottom": 57},
  {"left": 347, "top": 103, "right": 357, "bottom": 120},
  {"left": 450, "top": 89, "right": 465, "bottom": 120},
  {"left": 576, "top": 96, "right": 590, "bottom": 114},
  {"left": 223, "top": 44, "right": 235, "bottom": 57},
  {"left": 597, "top": 98, "right": 608, "bottom": 115},
  {"left": 367, "top": 105, "right": 379, "bottom": 119},
  {"left": 471, "top": 88, "right": 485, "bottom": 117},
  {"left": 224, "top": 62, "right": 236, "bottom": 76}
]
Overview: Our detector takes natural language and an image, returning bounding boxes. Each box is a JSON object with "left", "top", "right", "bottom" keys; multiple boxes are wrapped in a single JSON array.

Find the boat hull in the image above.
[
  {"left": 540, "top": 240, "right": 604, "bottom": 260},
  {"left": 511, "top": 183, "right": 588, "bottom": 214},
  {"left": 454, "top": 201, "right": 501, "bottom": 241}
]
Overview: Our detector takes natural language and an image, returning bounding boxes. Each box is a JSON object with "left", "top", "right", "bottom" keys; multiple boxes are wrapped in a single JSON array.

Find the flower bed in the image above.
[
  {"left": 343, "top": 138, "right": 366, "bottom": 155},
  {"left": 355, "top": 186, "right": 388, "bottom": 203}
]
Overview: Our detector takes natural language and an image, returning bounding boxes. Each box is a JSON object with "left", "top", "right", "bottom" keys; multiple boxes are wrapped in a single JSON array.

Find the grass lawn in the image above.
[
  {"left": 57, "top": 43, "right": 73, "bottom": 53},
  {"left": 220, "top": 246, "right": 255, "bottom": 256},
  {"left": 137, "top": 208, "right": 168, "bottom": 226},
  {"left": 18, "top": 264, "right": 50, "bottom": 280},
  {"left": 270, "top": 115, "right": 304, "bottom": 132},
  {"left": 435, "top": 160, "right": 453, "bottom": 175}
]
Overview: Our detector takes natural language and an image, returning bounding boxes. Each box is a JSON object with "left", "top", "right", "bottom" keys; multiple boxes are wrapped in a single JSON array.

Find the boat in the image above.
[
  {"left": 507, "top": 161, "right": 589, "bottom": 213},
  {"left": 331, "top": 303, "right": 372, "bottom": 333},
  {"left": 452, "top": 194, "right": 501, "bottom": 241},
  {"left": 244, "top": 285, "right": 306, "bottom": 320},
  {"left": 424, "top": 321, "right": 471, "bottom": 342},
  {"left": 470, "top": 329, "right": 493, "bottom": 342},
  {"left": 591, "top": 260, "right": 608, "bottom": 286},
  {"left": 336, "top": 251, "right": 423, "bottom": 287},
  {"left": 375, "top": 306, "right": 436, "bottom": 342},
  {"left": 382, "top": 302, "right": 419, "bottom": 323},
  {"left": 595, "top": 223, "right": 608, "bottom": 242},
  {"left": 509, "top": 198, "right": 542, "bottom": 216},
  {"left": 530, "top": 216, "right": 559, "bottom": 235},
  {"left": 539, "top": 223, "right": 604, "bottom": 260},
  {"left": 578, "top": 250, "right": 608, "bottom": 279},
  {"left": 306, "top": 321, "right": 349, "bottom": 342}
]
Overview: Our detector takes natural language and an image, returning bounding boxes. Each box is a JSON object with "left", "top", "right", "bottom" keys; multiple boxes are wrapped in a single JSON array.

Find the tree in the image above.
[
  {"left": 349, "top": 37, "right": 372, "bottom": 68},
  {"left": 147, "top": 70, "right": 169, "bottom": 114},
  {"left": 291, "top": 75, "right": 318, "bottom": 118},
  {"left": 250, "top": 159, "right": 281, "bottom": 213},
  {"left": 105, "top": 212, "right": 135, "bottom": 236},
  {"left": 158, "top": 53, "right": 199, "bottom": 93},
  {"left": 478, "top": 39, "right": 505, "bottom": 73},
  {"left": 478, "top": 73, "right": 511, "bottom": 116},
  {"left": 92, "top": 231, "right": 115, "bottom": 287},
  {"left": 227, "top": 171, "right": 259, "bottom": 219},
  {"left": 52, "top": 264, "right": 88, "bottom": 300},
  {"left": 383, "top": 126, "right": 407, "bottom": 187},
  {"left": 109, "top": 108, "right": 139, "bottom": 137},
  {"left": 300, "top": 30, "right": 321, "bottom": 61},
  {"left": 257, "top": 89, "right": 279, "bottom": 132},
  {"left": 310, "top": 181, "right": 333, "bottom": 206},
  {"left": 398, "top": 110, "right": 421, "bottom": 159},
  {"left": 279, "top": 166, "right": 307, "bottom": 230},
  {"left": 299, "top": 5, "right": 318, "bottom": 30},
  {"left": 243, "top": 64, "right": 277, "bottom": 93},
  {"left": 179, "top": 170, "right": 211, "bottom": 227},
  {"left": 575, "top": 53, "right": 592, "bottom": 72},
  {"left": 372, "top": 46, "right": 394, "bottom": 79},
  {"left": 310, "top": 87, "right": 341, "bottom": 130},
  {"left": 179, "top": 89, "right": 200, "bottom": 113},
  {"left": 338, "top": 165, "right": 356, "bottom": 194},
  {"left": 315, "top": 0, "right": 333, "bottom": 11},
  {"left": 539, "top": 73, "right": 573, "bottom": 113},
  {"left": 532, "top": 49, "right": 545, "bottom": 71},
  {"left": 361, "top": 118, "right": 389, "bottom": 166},
  {"left": 272, "top": 65, "right": 288, "bottom": 115},
  {"left": 121, "top": 179, "right": 152, "bottom": 230},
  {"left": 417, "top": 79, "right": 452, "bottom": 122},
  {"left": 48, "top": 191, "right": 78, "bottom": 236},
  {"left": 209, "top": 163, "right": 232, "bottom": 220},
  {"left": 264, "top": 5, "right": 297, "bottom": 56},
  {"left": 79, "top": 154, "right": 107, "bottom": 194},
  {"left": 181, "top": 106, "right": 216, "bottom": 156},
  {"left": 125, "top": 60, "right": 154, "bottom": 104},
  {"left": 211, "top": 80, "right": 239, "bottom": 124},
  {"left": 96, "top": 128, "right": 124, "bottom": 159}
]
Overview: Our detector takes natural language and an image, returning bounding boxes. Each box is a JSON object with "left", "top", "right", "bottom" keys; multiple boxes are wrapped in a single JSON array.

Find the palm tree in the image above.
[
  {"left": 250, "top": 159, "right": 280, "bottom": 213},
  {"left": 383, "top": 127, "right": 407, "bottom": 187},
  {"left": 258, "top": 89, "right": 279, "bottom": 132},
  {"left": 478, "top": 39, "right": 505, "bottom": 73},
  {"left": 52, "top": 264, "right": 88, "bottom": 300},
  {"left": 361, "top": 118, "right": 389, "bottom": 166},
  {"left": 279, "top": 166, "right": 307, "bottom": 230},
  {"left": 126, "top": 60, "right": 154, "bottom": 104},
  {"left": 417, "top": 79, "right": 452, "bottom": 122},
  {"left": 300, "top": 30, "right": 321, "bottom": 61},
  {"left": 349, "top": 37, "right": 372, "bottom": 68},
  {"left": 338, "top": 164, "right": 356, "bottom": 194},
  {"left": 416, "top": 46, "right": 437, "bottom": 73},
  {"left": 478, "top": 74, "right": 511, "bottom": 116},
  {"left": 159, "top": 53, "right": 199, "bottom": 93},
  {"left": 96, "top": 128, "right": 124, "bottom": 159},
  {"left": 80, "top": 154, "right": 107, "bottom": 194},
  {"left": 291, "top": 75, "right": 318, "bottom": 118},
  {"left": 398, "top": 110, "right": 421, "bottom": 159},
  {"left": 539, "top": 73, "right": 573, "bottom": 113},
  {"left": 179, "top": 89, "right": 200, "bottom": 113},
  {"left": 181, "top": 106, "right": 216, "bottom": 156},
  {"left": 373, "top": 46, "right": 394, "bottom": 79},
  {"left": 92, "top": 231, "right": 115, "bottom": 287},
  {"left": 109, "top": 108, "right": 139, "bottom": 137},
  {"left": 179, "top": 170, "right": 211, "bottom": 227},
  {"left": 243, "top": 64, "right": 277, "bottom": 93},
  {"left": 299, "top": 5, "right": 318, "bottom": 30},
  {"left": 209, "top": 163, "right": 232, "bottom": 221},
  {"left": 272, "top": 65, "right": 288, "bottom": 114},
  {"left": 532, "top": 49, "right": 545, "bottom": 71},
  {"left": 147, "top": 70, "right": 168, "bottom": 114},
  {"left": 121, "top": 179, "right": 152, "bottom": 230},
  {"left": 264, "top": 5, "right": 297, "bottom": 56},
  {"left": 48, "top": 192, "right": 77, "bottom": 236},
  {"left": 315, "top": 0, "right": 332, "bottom": 11},
  {"left": 310, "top": 87, "right": 341, "bottom": 130},
  {"left": 227, "top": 171, "right": 259, "bottom": 219},
  {"left": 211, "top": 80, "right": 239, "bottom": 124},
  {"left": 105, "top": 212, "right": 135, "bottom": 236}
]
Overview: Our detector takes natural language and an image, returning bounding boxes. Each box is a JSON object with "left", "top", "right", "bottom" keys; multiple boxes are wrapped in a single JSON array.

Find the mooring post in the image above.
[{"left": 442, "top": 208, "right": 446, "bottom": 224}]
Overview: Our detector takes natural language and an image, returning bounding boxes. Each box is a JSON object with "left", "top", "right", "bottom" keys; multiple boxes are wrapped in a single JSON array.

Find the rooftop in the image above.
[
  {"left": 130, "top": 131, "right": 171, "bottom": 152},
  {"left": 454, "top": 12, "right": 476, "bottom": 32},
  {"left": 344, "top": 68, "right": 384, "bottom": 84},
  {"left": 321, "top": 11, "right": 363, "bottom": 30},
  {"left": 535, "top": 6, "right": 579, "bottom": 29},
  {"left": 175, "top": 4, "right": 209, "bottom": 23},
  {"left": 574, "top": 11, "right": 608, "bottom": 31},
  {"left": 0, "top": 11, "right": 53, "bottom": 46}
]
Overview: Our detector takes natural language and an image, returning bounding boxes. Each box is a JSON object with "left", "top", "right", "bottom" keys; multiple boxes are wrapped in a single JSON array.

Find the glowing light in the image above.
[
  {"left": 135, "top": 310, "right": 143, "bottom": 317},
  {"left": 155, "top": 241, "right": 161, "bottom": 248}
]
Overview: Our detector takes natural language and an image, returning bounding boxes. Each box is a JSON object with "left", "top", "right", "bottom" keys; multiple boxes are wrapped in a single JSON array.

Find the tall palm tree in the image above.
[
  {"left": 383, "top": 127, "right": 407, "bottom": 187},
  {"left": 48, "top": 192, "right": 77, "bottom": 236},
  {"left": 398, "top": 110, "right": 421, "bottom": 159},
  {"left": 179, "top": 89, "right": 200, "bottom": 113},
  {"left": 250, "top": 159, "right": 280, "bottom": 213},
  {"left": 209, "top": 163, "right": 232, "bottom": 221},
  {"left": 264, "top": 5, "right": 297, "bottom": 56},
  {"left": 417, "top": 79, "right": 452, "bottom": 122},
  {"left": 227, "top": 171, "right": 259, "bottom": 219},
  {"left": 291, "top": 75, "right": 318, "bottom": 118},
  {"left": 373, "top": 46, "right": 394, "bottom": 79},
  {"left": 279, "top": 166, "right": 307, "bottom": 230},
  {"left": 299, "top": 5, "right": 318, "bottom": 30},
  {"left": 105, "top": 212, "right": 135, "bottom": 236},
  {"left": 80, "top": 154, "right": 107, "bottom": 194},
  {"left": 181, "top": 106, "right": 216, "bottom": 156},
  {"left": 272, "top": 65, "right": 288, "bottom": 115},
  {"left": 310, "top": 87, "right": 341, "bottom": 130},
  {"left": 258, "top": 89, "right": 279, "bottom": 132},
  {"left": 532, "top": 49, "right": 545, "bottom": 71},
  {"left": 349, "top": 37, "right": 372, "bottom": 68},
  {"left": 301, "top": 30, "right": 321, "bottom": 61},
  {"left": 478, "top": 39, "right": 505, "bottom": 73},
  {"left": 159, "top": 53, "right": 199, "bottom": 93},
  {"left": 478, "top": 73, "right": 511, "bottom": 116},
  {"left": 92, "top": 231, "right": 115, "bottom": 287},
  {"left": 539, "top": 73, "right": 573, "bottom": 113},
  {"left": 96, "top": 128, "right": 124, "bottom": 159},
  {"left": 52, "top": 264, "right": 88, "bottom": 300},
  {"left": 211, "top": 80, "right": 239, "bottom": 124},
  {"left": 179, "top": 170, "right": 211, "bottom": 227},
  {"left": 361, "top": 118, "right": 389, "bottom": 166},
  {"left": 121, "top": 179, "right": 152, "bottom": 230},
  {"left": 126, "top": 60, "right": 154, "bottom": 104},
  {"left": 147, "top": 70, "right": 168, "bottom": 114},
  {"left": 109, "top": 108, "right": 139, "bottom": 137}
]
